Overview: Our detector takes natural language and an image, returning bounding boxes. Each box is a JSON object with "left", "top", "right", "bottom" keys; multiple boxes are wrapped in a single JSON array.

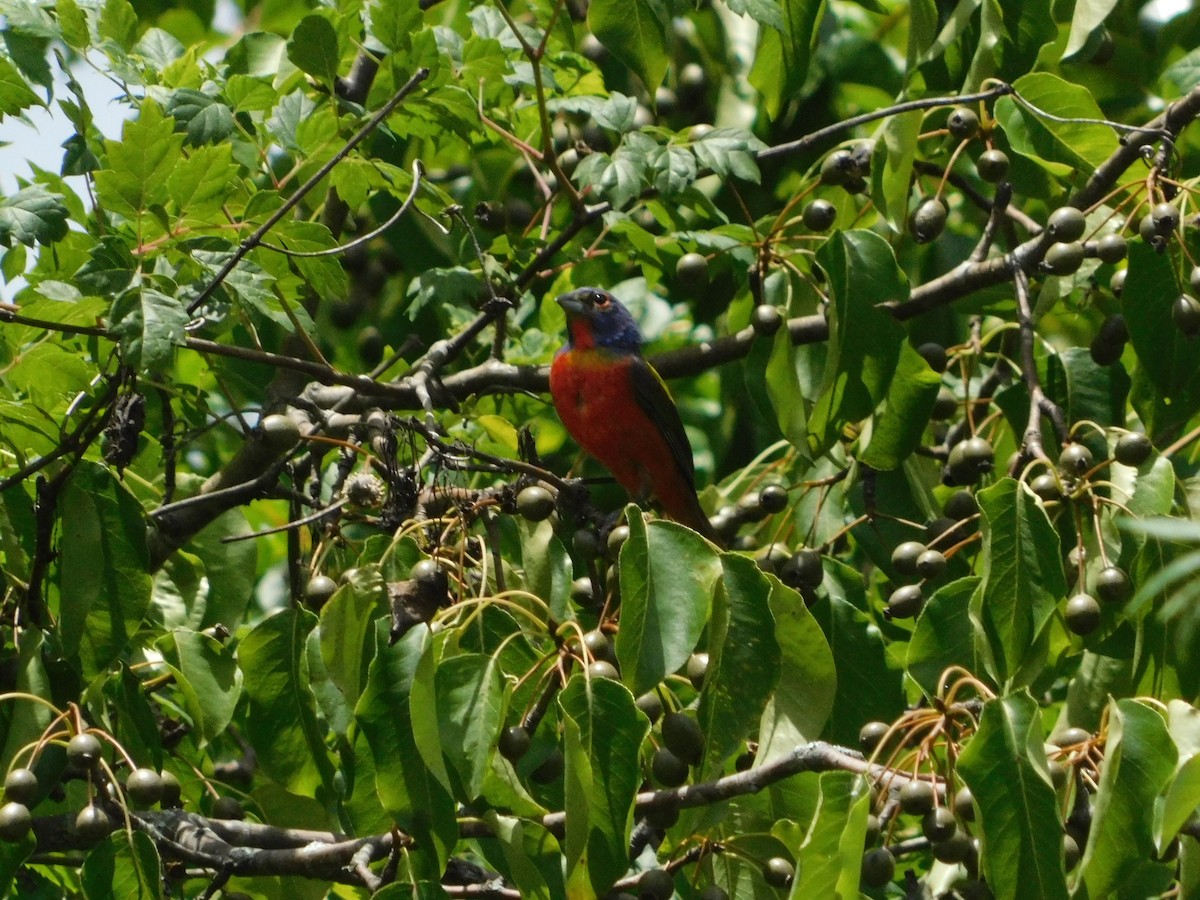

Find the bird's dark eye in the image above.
[{"left": 592, "top": 291, "right": 610, "bottom": 309}]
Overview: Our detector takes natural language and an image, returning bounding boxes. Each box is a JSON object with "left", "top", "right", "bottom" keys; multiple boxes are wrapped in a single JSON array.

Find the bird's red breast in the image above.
[{"left": 550, "top": 348, "right": 717, "bottom": 542}]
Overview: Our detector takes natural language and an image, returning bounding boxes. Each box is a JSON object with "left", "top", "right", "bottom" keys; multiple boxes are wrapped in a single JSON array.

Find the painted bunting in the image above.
[{"left": 549, "top": 287, "right": 720, "bottom": 545}]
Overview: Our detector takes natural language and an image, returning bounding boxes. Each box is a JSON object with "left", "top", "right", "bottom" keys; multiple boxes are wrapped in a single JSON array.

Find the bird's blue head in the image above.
[{"left": 556, "top": 287, "right": 644, "bottom": 353}]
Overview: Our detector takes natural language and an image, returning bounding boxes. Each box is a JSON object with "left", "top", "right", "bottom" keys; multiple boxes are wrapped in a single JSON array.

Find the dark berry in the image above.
[
  {"left": 759, "top": 484, "right": 789, "bottom": 513},
  {"left": 899, "top": 779, "right": 936, "bottom": 815},
  {"left": 125, "top": 768, "right": 163, "bottom": 808},
  {"left": 933, "top": 830, "right": 974, "bottom": 863},
  {"left": 859, "top": 720, "right": 890, "bottom": 754},
  {"left": 886, "top": 584, "right": 924, "bottom": 619},
  {"left": 1058, "top": 443, "right": 1094, "bottom": 477},
  {"left": 819, "top": 150, "right": 853, "bottom": 186},
  {"left": 1095, "top": 566, "right": 1131, "bottom": 604},
  {"left": 652, "top": 747, "right": 690, "bottom": 787},
  {"left": 944, "top": 490, "right": 978, "bottom": 520},
  {"left": 916, "top": 342, "right": 948, "bottom": 373},
  {"left": 1110, "top": 268, "right": 1126, "bottom": 296},
  {"left": 860, "top": 846, "right": 895, "bottom": 887},
  {"left": 3, "top": 769, "right": 38, "bottom": 806},
  {"left": 1151, "top": 201, "right": 1180, "bottom": 235},
  {"left": 635, "top": 691, "right": 663, "bottom": 723},
  {"left": 780, "top": 548, "right": 823, "bottom": 590},
  {"left": 498, "top": 725, "right": 531, "bottom": 761},
  {"left": 1046, "top": 207, "right": 1086, "bottom": 243},
  {"left": 763, "top": 856, "right": 795, "bottom": 888},
  {"left": 0, "top": 802, "right": 32, "bottom": 842},
  {"left": 954, "top": 786, "right": 975, "bottom": 821},
  {"left": 1095, "top": 233, "right": 1127, "bottom": 263},
  {"left": 922, "top": 806, "right": 957, "bottom": 842},
  {"left": 802, "top": 199, "right": 837, "bottom": 232},
  {"left": 1043, "top": 241, "right": 1085, "bottom": 275},
  {"left": 686, "top": 652, "right": 708, "bottom": 689},
  {"left": 1030, "top": 472, "right": 1062, "bottom": 502},
  {"left": 662, "top": 713, "right": 704, "bottom": 766},
  {"left": 67, "top": 733, "right": 102, "bottom": 771},
  {"left": 1173, "top": 294, "right": 1200, "bottom": 337},
  {"left": 916, "top": 549, "right": 947, "bottom": 579},
  {"left": 516, "top": 485, "right": 556, "bottom": 522},
  {"left": 976, "top": 149, "right": 1010, "bottom": 182},
  {"left": 587, "top": 660, "right": 619, "bottom": 680},
  {"left": 752, "top": 304, "right": 784, "bottom": 336},
  {"left": 910, "top": 198, "right": 948, "bottom": 244},
  {"left": 947, "top": 107, "right": 980, "bottom": 140},
  {"left": 1065, "top": 593, "right": 1102, "bottom": 635},
  {"left": 1114, "top": 432, "right": 1152, "bottom": 467},
  {"left": 212, "top": 796, "right": 244, "bottom": 820},
  {"left": 639, "top": 868, "right": 675, "bottom": 900},
  {"left": 74, "top": 804, "right": 112, "bottom": 844},
  {"left": 891, "top": 541, "right": 926, "bottom": 577},
  {"left": 305, "top": 574, "right": 337, "bottom": 608},
  {"left": 676, "top": 252, "right": 709, "bottom": 289}
]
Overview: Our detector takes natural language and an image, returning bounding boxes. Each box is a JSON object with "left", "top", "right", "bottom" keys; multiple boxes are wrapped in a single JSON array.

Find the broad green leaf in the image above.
[
  {"left": 789, "top": 772, "right": 871, "bottom": 899},
  {"left": 699, "top": 555, "right": 782, "bottom": 775},
  {"left": 0, "top": 631, "right": 53, "bottom": 774},
  {"left": 0, "top": 185, "right": 69, "bottom": 247},
  {"left": 518, "top": 518, "right": 572, "bottom": 622},
  {"left": 436, "top": 653, "right": 504, "bottom": 802},
  {"left": 59, "top": 461, "right": 152, "bottom": 677},
  {"left": 1080, "top": 699, "right": 1177, "bottom": 896},
  {"left": 167, "top": 143, "right": 239, "bottom": 223},
  {"left": 1063, "top": 0, "right": 1119, "bottom": 59},
  {"left": 165, "top": 628, "right": 242, "bottom": 745},
  {"left": 588, "top": 0, "right": 668, "bottom": 94},
  {"left": 239, "top": 609, "right": 336, "bottom": 799},
  {"left": 809, "top": 230, "right": 908, "bottom": 457},
  {"left": 811, "top": 560, "right": 904, "bottom": 746},
  {"left": 748, "top": 0, "right": 824, "bottom": 118},
  {"left": 355, "top": 623, "right": 456, "bottom": 878},
  {"left": 316, "top": 574, "right": 384, "bottom": 732},
  {"left": 754, "top": 574, "right": 836, "bottom": 768},
  {"left": 957, "top": 693, "right": 1069, "bottom": 900},
  {"left": 652, "top": 143, "right": 698, "bottom": 197},
  {"left": 559, "top": 675, "right": 649, "bottom": 898},
  {"left": 860, "top": 341, "right": 942, "bottom": 470},
  {"left": 871, "top": 109, "right": 922, "bottom": 233},
  {"left": 108, "top": 285, "right": 188, "bottom": 372},
  {"left": 1161, "top": 701, "right": 1200, "bottom": 845},
  {"left": 906, "top": 576, "right": 984, "bottom": 696},
  {"left": 614, "top": 512, "right": 723, "bottom": 696},
  {"left": 80, "top": 832, "right": 161, "bottom": 899},
  {"left": 1163, "top": 46, "right": 1200, "bottom": 95},
  {"left": 93, "top": 102, "right": 185, "bottom": 224},
  {"left": 1124, "top": 242, "right": 1200, "bottom": 441},
  {"left": 368, "top": 0, "right": 423, "bottom": 53},
  {"left": 994, "top": 73, "right": 1119, "bottom": 175},
  {"left": 0, "top": 836, "right": 33, "bottom": 899},
  {"left": 975, "top": 478, "right": 1066, "bottom": 686},
  {"left": 761, "top": 299, "right": 810, "bottom": 452},
  {"left": 478, "top": 813, "right": 564, "bottom": 900},
  {"left": 105, "top": 666, "right": 163, "bottom": 771},
  {"left": 0, "top": 55, "right": 43, "bottom": 120},
  {"left": 287, "top": 15, "right": 341, "bottom": 88}
]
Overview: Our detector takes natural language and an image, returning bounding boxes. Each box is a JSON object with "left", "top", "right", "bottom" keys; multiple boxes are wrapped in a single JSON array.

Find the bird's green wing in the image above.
[{"left": 628, "top": 357, "right": 696, "bottom": 485}]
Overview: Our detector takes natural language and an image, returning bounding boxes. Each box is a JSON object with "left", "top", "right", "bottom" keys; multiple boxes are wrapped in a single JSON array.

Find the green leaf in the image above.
[
  {"left": 727, "top": 0, "right": 784, "bottom": 31},
  {"left": 355, "top": 623, "right": 456, "bottom": 878},
  {"left": 791, "top": 772, "right": 871, "bottom": 899},
  {"left": 164, "top": 89, "right": 235, "bottom": 146},
  {"left": 748, "top": 0, "right": 824, "bottom": 118},
  {"left": 0, "top": 55, "right": 42, "bottom": 119},
  {"left": 108, "top": 285, "right": 188, "bottom": 372},
  {"left": 754, "top": 573, "right": 836, "bottom": 768},
  {"left": 287, "top": 15, "right": 341, "bottom": 88},
  {"left": 166, "top": 143, "right": 239, "bottom": 223},
  {"left": 1163, "top": 46, "right": 1200, "bottom": 95},
  {"left": 93, "top": 102, "right": 185, "bottom": 224},
  {"left": 98, "top": 0, "right": 139, "bottom": 51},
  {"left": 1079, "top": 698, "right": 1177, "bottom": 896},
  {"left": 0, "top": 631, "right": 53, "bottom": 774},
  {"left": 809, "top": 230, "right": 908, "bottom": 457},
  {"left": 436, "top": 653, "right": 504, "bottom": 802},
  {"left": 691, "top": 127, "right": 767, "bottom": 182},
  {"left": 80, "top": 831, "right": 162, "bottom": 900},
  {"left": 316, "top": 574, "right": 384, "bottom": 733},
  {"left": 860, "top": 341, "right": 942, "bottom": 470},
  {"left": 652, "top": 144, "right": 698, "bottom": 197},
  {"left": 906, "top": 576, "right": 984, "bottom": 696},
  {"left": 975, "top": 478, "right": 1065, "bottom": 686},
  {"left": 239, "top": 608, "right": 336, "bottom": 799},
  {"left": 0, "top": 185, "right": 68, "bottom": 248},
  {"left": 559, "top": 675, "right": 650, "bottom": 898},
  {"left": 368, "top": 0, "right": 423, "bottom": 53},
  {"left": 56, "top": 0, "right": 89, "bottom": 51},
  {"left": 871, "top": 108, "right": 922, "bottom": 233},
  {"left": 699, "top": 555, "right": 782, "bottom": 775},
  {"left": 478, "top": 813, "right": 564, "bottom": 900},
  {"left": 994, "top": 73, "right": 1119, "bottom": 175},
  {"left": 518, "top": 518, "right": 572, "bottom": 622},
  {"left": 588, "top": 0, "right": 668, "bottom": 94},
  {"left": 1063, "top": 0, "right": 1119, "bottom": 59},
  {"left": 957, "top": 692, "right": 1069, "bottom": 900},
  {"left": 59, "top": 461, "right": 152, "bottom": 678},
  {"left": 614, "top": 512, "right": 723, "bottom": 696},
  {"left": 164, "top": 628, "right": 242, "bottom": 745},
  {"left": 1124, "top": 242, "right": 1200, "bottom": 441}
]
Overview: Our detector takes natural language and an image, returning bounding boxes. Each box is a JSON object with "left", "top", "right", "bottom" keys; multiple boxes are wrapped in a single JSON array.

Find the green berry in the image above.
[
  {"left": 686, "top": 652, "right": 708, "bottom": 690},
  {"left": 916, "top": 548, "right": 947, "bottom": 579},
  {"left": 1043, "top": 241, "right": 1085, "bottom": 275},
  {"left": 763, "top": 856, "right": 795, "bottom": 888},
  {"left": 976, "top": 149, "right": 1010, "bottom": 182},
  {"left": 212, "top": 796, "right": 244, "bottom": 820},
  {"left": 125, "top": 768, "right": 164, "bottom": 808},
  {"left": 516, "top": 485, "right": 556, "bottom": 522},
  {"left": 305, "top": 574, "right": 337, "bottom": 608},
  {"left": 1110, "top": 268, "right": 1127, "bottom": 296},
  {"left": 1047, "top": 207, "right": 1087, "bottom": 243},
  {"left": 910, "top": 198, "right": 948, "bottom": 244},
  {"left": 1114, "top": 432, "right": 1152, "bottom": 467},
  {"left": 947, "top": 107, "right": 980, "bottom": 140},
  {"left": 1058, "top": 443, "right": 1094, "bottom": 477},
  {"left": 1095, "top": 233, "right": 1127, "bottom": 263},
  {"left": 1030, "top": 472, "right": 1062, "bottom": 502},
  {"left": 74, "top": 804, "right": 112, "bottom": 844},
  {"left": 587, "top": 660, "right": 619, "bottom": 680}
]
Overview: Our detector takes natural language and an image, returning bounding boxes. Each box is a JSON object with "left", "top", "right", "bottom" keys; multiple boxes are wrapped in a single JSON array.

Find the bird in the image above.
[{"left": 549, "top": 287, "right": 721, "bottom": 545}]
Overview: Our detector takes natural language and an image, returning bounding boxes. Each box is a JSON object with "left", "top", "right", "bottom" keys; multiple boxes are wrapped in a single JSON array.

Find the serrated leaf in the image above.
[
  {"left": 99, "top": 0, "right": 138, "bottom": 51},
  {"left": 56, "top": 0, "right": 89, "bottom": 51},
  {"left": 726, "top": 0, "right": 784, "bottom": 31},
  {"left": 692, "top": 127, "right": 767, "bottom": 182},
  {"left": 93, "top": 102, "right": 184, "bottom": 223},
  {"left": 0, "top": 53, "right": 42, "bottom": 118},
  {"left": 1080, "top": 699, "right": 1177, "bottom": 896},
  {"left": 0, "top": 185, "right": 68, "bottom": 247},
  {"left": 166, "top": 142, "right": 238, "bottom": 220},
  {"left": 134, "top": 28, "right": 184, "bottom": 70},
  {"left": 614, "top": 512, "right": 723, "bottom": 696},
  {"left": 652, "top": 144, "right": 697, "bottom": 196},
  {"left": 588, "top": 0, "right": 668, "bottom": 94},
  {"left": 957, "top": 693, "right": 1069, "bottom": 900},
  {"left": 560, "top": 675, "right": 649, "bottom": 898},
  {"left": 108, "top": 285, "right": 187, "bottom": 372},
  {"left": 368, "top": 0, "right": 423, "bottom": 52},
  {"left": 287, "top": 15, "right": 341, "bottom": 88},
  {"left": 975, "top": 478, "right": 1066, "bottom": 687},
  {"left": 164, "top": 89, "right": 234, "bottom": 145}
]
